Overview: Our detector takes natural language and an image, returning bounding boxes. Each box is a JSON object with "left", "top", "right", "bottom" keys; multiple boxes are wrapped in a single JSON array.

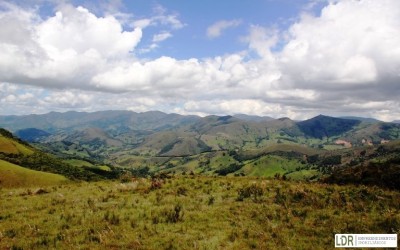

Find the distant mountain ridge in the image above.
[
  {"left": 0, "top": 110, "right": 201, "bottom": 132},
  {"left": 233, "top": 114, "right": 274, "bottom": 122},
  {"left": 297, "top": 115, "right": 361, "bottom": 139},
  {"left": 0, "top": 110, "right": 399, "bottom": 157},
  {"left": 340, "top": 116, "right": 382, "bottom": 123},
  {"left": 15, "top": 128, "right": 51, "bottom": 142}
]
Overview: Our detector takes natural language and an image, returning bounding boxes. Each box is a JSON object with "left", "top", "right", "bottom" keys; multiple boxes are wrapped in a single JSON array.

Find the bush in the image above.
[
  {"left": 164, "top": 204, "right": 184, "bottom": 223},
  {"left": 236, "top": 184, "right": 264, "bottom": 202},
  {"left": 215, "top": 163, "right": 243, "bottom": 176}
]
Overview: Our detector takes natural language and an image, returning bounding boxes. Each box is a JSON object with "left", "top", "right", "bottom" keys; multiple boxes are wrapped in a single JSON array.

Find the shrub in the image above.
[
  {"left": 215, "top": 163, "right": 243, "bottom": 176},
  {"left": 164, "top": 204, "right": 184, "bottom": 223},
  {"left": 236, "top": 184, "right": 264, "bottom": 202}
]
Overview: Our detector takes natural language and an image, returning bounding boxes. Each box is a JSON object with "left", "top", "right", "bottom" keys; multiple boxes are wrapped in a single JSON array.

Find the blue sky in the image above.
[
  {"left": 50, "top": 0, "right": 318, "bottom": 59},
  {"left": 0, "top": 0, "right": 399, "bottom": 121},
  {"left": 127, "top": 0, "right": 312, "bottom": 59}
]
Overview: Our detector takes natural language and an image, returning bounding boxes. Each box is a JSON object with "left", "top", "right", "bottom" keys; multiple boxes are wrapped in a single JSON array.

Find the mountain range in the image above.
[
  {"left": 1, "top": 110, "right": 399, "bottom": 189},
  {"left": 0, "top": 111, "right": 399, "bottom": 158}
]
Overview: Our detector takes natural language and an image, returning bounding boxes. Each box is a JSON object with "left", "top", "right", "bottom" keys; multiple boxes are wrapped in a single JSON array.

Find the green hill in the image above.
[
  {"left": 323, "top": 140, "right": 400, "bottom": 189},
  {"left": 0, "top": 159, "right": 68, "bottom": 188},
  {"left": 15, "top": 128, "right": 51, "bottom": 142},
  {"left": 1, "top": 112, "right": 400, "bottom": 187},
  {"left": 0, "top": 128, "right": 119, "bottom": 182},
  {"left": 2, "top": 112, "right": 400, "bottom": 159},
  {"left": 0, "top": 129, "right": 34, "bottom": 155},
  {"left": 297, "top": 115, "right": 361, "bottom": 139}
]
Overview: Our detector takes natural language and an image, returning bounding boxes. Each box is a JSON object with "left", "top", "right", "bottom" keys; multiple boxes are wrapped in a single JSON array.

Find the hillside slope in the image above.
[
  {"left": 0, "top": 129, "right": 34, "bottom": 155},
  {"left": 297, "top": 115, "right": 361, "bottom": 139},
  {"left": 0, "top": 159, "right": 68, "bottom": 188},
  {"left": 0, "top": 128, "right": 116, "bottom": 182},
  {"left": 323, "top": 140, "right": 400, "bottom": 189}
]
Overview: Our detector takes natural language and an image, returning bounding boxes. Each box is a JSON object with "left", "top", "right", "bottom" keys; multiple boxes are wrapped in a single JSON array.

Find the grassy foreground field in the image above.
[
  {"left": 0, "top": 160, "right": 68, "bottom": 188},
  {"left": 0, "top": 176, "right": 399, "bottom": 249}
]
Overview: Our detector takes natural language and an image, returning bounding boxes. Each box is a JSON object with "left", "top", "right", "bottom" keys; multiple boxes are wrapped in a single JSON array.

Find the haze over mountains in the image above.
[
  {"left": 0, "top": 110, "right": 399, "bottom": 159},
  {"left": 1, "top": 110, "right": 400, "bottom": 191}
]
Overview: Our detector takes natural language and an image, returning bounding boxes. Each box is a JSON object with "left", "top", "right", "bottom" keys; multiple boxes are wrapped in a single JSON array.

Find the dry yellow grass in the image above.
[
  {"left": 0, "top": 159, "right": 68, "bottom": 188},
  {"left": 0, "top": 176, "right": 399, "bottom": 249},
  {"left": 0, "top": 136, "right": 34, "bottom": 155}
]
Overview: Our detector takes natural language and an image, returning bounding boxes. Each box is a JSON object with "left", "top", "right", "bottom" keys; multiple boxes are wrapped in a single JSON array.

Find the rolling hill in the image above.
[
  {"left": 0, "top": 128, "right": 119, "bottom": 184},
  {"left": 15, "top": 128, "right": 51, "bottom": 142},
  {"left": 1, "top": 111, "right": 399, "bottom": 159},
  {"left": 297, "top": 115, "right": 361, "bottom": 139},
  {"left": 0, "top": 159, "right": 68, "bottom": 188},
  {"left": 322, "top": 140, "right": 400, "bottom": 189},
  {"left": 0, "top": 111, "right": 399, "bottom": 190},
  {"left": 0, "top": 110, "right": 200, "bottom": 132},
  {"left": 0, "top": 128, "right": 34, "bottom": 155},
  {"left": 0, "top": 111, "right": 399, "bottom": 184}
]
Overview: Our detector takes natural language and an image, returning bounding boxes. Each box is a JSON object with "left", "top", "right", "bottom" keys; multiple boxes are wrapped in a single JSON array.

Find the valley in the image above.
[
  {"left": 0, "top": 111, "right": 399, "bottom": 249},
  {"left": 1, "top": 111, "right": 399, "bottom": 187}
]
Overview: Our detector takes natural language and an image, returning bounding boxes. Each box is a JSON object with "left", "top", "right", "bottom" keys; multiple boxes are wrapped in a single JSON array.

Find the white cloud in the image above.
[
  {"left": 152, "top": 4, "right": 185, "bottom": 30},
  {"left": 152, "top": 31, "right": 172, "bottom": 43},
  {"left": 279, "top": 0, "right": 400, "bottom": 88},
  {"left": 181, "top": 99, "right": 283, "bottom": 116},
  {"left": 36, "top": 5, "right": 142, "bottom": 58},
  {"left": 133, "top": 18, "right": 152, "bottom": 29},
  {"left": 133, "top": 4, "right": 185, "bottom": 30},
  {"left": 0, "top": 0, "right": 400, "bottom": 121},
  {"left": 0, "top": 3, "right": 142, "bottom": 90},
  {"left": 40, "top": 91, "right": 93, "bottom": 109},
  {"left": 245, "top": 25, "right": 278, "bottom": 61},
  {"left": 207, "top": 19, "right": 242, "bottom": 38}
]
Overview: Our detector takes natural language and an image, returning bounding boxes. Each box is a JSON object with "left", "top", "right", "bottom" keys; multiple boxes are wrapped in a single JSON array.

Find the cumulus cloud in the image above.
[
  {"left": 279, "top": 0, "right": 400, "bottom": 88},
  {"left": 0, "top": 2, "right": 142, "bottom": 90},
  {"left": 36, "top": 5, "right": 142, "bottom": 58},
  {"left": 0, "top": 0, "right": 400, "bottom": 121},
  {"left": 207, "top": 19, "right": 242, "bottom": 38}
]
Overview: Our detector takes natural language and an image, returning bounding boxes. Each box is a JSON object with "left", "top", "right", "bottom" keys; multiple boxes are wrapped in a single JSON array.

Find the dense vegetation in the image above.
[{"left": 324, "top": 141, "right": 400, "bottom": 189}]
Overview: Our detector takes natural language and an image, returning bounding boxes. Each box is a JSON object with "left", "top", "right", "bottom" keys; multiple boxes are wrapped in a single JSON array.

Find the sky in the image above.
[{"left": 0, "top": 0, "right": 399, "bottom": 121}]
